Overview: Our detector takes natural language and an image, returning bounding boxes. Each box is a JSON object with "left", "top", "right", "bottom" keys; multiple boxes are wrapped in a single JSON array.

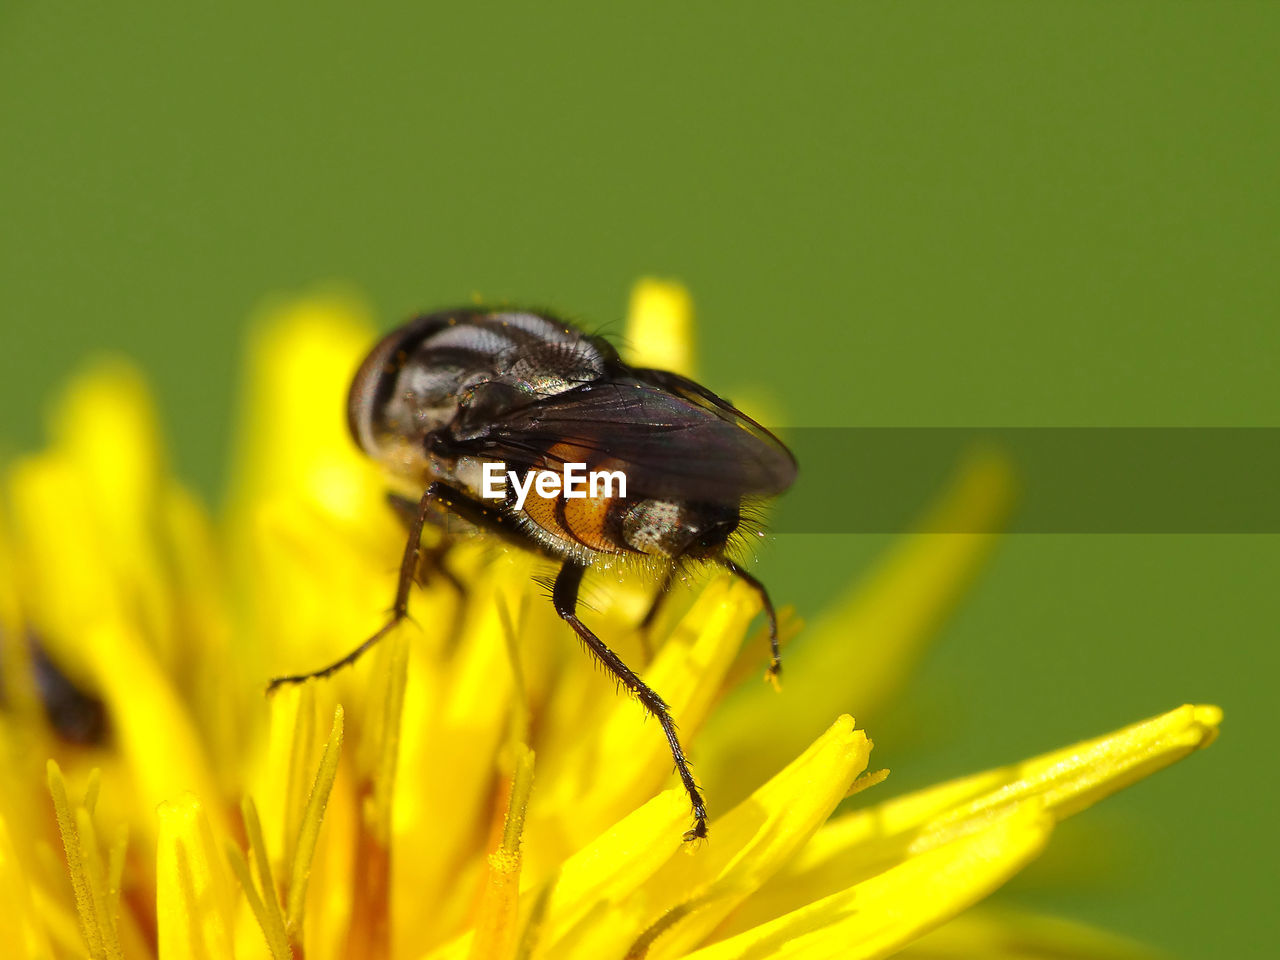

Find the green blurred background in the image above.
[{"left": 2, "top": 3, "right": 1275, "bottom": 956}]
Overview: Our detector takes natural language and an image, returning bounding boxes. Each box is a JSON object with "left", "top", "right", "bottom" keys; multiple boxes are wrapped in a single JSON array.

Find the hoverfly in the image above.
[{"left": 269, "top": 308, "right": 796, "bottom": 840}]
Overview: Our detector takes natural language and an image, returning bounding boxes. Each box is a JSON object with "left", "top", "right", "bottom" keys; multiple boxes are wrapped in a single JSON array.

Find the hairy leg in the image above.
[{"left": 552, "top": 560, "right": 708, "bottom": 841}]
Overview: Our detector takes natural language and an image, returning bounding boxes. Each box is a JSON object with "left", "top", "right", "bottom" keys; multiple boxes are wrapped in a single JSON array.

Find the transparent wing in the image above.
[{"left": 449, "top": 377, "right": 796, "bottom": 502}]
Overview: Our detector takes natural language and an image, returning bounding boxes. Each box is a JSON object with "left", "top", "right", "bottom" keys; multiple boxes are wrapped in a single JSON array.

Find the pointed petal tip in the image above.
[
  {"left": 1186, "top": 703, "right": 1222, "bottom": 747},
  {"left": 1191, "top": 703, "right": 1223, "bottom": 727},
  {"left": 624, "top": 278, "right": 696, "bottom": 376}
]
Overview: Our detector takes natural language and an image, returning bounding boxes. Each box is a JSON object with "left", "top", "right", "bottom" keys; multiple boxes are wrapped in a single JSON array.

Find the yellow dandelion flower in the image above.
[{"left": 0, "top": 281, "right": 1219, "bottom": 960}]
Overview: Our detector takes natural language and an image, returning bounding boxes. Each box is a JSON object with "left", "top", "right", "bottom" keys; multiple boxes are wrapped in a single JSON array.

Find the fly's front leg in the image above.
[
  {"left": 267, "top": 483, "right": 441, "bottom": 693},
  {"left": 387, "top": 490, "right": 469, "bottom": 650},
  {"left": 385, "top": 492, "right": 467, "bottom": 601},
  {"left": 552, "top": 560, "right": 708, "bottom": 841}
]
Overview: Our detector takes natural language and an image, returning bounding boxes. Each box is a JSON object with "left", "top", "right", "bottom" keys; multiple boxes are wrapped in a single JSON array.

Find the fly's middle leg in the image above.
[
  {"left": 267, "top": 483, "right": 441, "bottom": 692},
  {"left": 552, "top": 559, "right": 708, "bottom": 841}
]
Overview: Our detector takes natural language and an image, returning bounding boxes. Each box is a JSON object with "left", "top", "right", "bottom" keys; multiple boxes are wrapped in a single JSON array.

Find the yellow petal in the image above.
[
  {"left": 393, "top": 575, "right": 518, "bottom": 946},
  {"left": 0, "top": 810, "right": 57, "bottom": 958},
  {"left": 726, "top": 704, "right": 1221, "bottom": 935},
  {"left": 624, "top": 279, "right": 696, "bottom": 377},
  {"left": 226, "top": 293, "right": 380, "bottom": 524},
  {"left": 422, "top": 787, "right": 694, "bottom": 960},
  {"left": 517, "top": 789, "right": 692, "bottom": 956},
  {"left": 49, "top": 365, "right": 174, "bottom": 665},
  {"left": 225, "top": 299, "right": 396, "bottom": 701},
  {"left": 6, "top": 364, "right": 228, "bottom": 707},
  {"left": 7, "top": 455, "right": 118, "bottom": 684},
  {"left": 912, "top": 703, "right": 1220, "bottom": 830},
  {"left": 156, "top": 794, "right": 236, "bottom": 960},
  {"left": 422, "top": 739, "right": 827, "bottom": 958},
  {"left": 541, "top": 716, "right": 871, "bottom": 960},
  {"left": 159, "top": 483, "right": 240, "bottom": 777},
  {"left": 243, "top": 496, "right": 399, "bottom": 687},
  {"left": 700, "top": 448, "right": 1014, "bottom": 802},
  {"left": 78, "top": 620, "right": 223, "bottom": 841},
  {"left": 679, "top": 802, "right": 1052, "bottom": 960}
]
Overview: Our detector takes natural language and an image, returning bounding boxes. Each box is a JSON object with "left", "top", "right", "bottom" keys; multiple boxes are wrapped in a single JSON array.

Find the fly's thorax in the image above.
[
  {"left": 348, "top": 307, "right": 616, "bottom": 460},
  {"left": 621, "top": 498, "right": 741, "bottom": 559}
]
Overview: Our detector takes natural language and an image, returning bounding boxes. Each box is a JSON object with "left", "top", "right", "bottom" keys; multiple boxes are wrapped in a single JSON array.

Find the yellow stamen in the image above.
[
  {"left": 469, "top": 744, "right": 536, "bottom": 960},
  {"left": 47, "top": 761, "right": 124, "bottom": 960},
  {"left": 286, "top": 704, "right": 344, "bottom": 935},
  {"left": 228, "top": 796, "right": 291, "bottom": 960},
  {"left": 347, "top": 632, "right": 409, "bottom": 960},
  {"left": 75, "top": 808, "right": 121, "bottom": 960},
  {"left": 282, "top": 681, "right": 317, "bottom": 875},
  {"left": 357, "top": 630, "right": 410, "bottom": 845}
]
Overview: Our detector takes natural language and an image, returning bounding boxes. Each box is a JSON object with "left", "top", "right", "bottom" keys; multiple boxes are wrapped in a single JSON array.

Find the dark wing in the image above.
[{"left": 450, "top": 377, "right": 796, "bottom": 502}]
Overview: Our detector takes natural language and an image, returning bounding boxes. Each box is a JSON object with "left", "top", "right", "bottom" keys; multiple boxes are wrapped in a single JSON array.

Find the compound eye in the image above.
[{"left": 347, "top": 328, "right": 412, "bottom": 455}]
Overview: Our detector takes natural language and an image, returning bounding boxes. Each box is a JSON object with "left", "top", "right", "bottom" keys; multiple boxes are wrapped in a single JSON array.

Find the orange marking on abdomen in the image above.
[
  {"left": 563, "top": 493, "right": 619, "bottom": 553},
  {"left": 518, "top": 443, "right": 630, "bottom": 555},
  {"left": 521, "top": 482, "right": 571, "bottom": 544}
]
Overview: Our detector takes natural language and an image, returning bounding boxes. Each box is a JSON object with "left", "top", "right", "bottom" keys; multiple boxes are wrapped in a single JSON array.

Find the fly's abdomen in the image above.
[{"left": 518, "top": 442, "right": 632, "bottom": 556}]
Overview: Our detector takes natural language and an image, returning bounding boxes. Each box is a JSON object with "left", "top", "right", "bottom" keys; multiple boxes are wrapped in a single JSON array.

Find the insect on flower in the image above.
[{"left": 268, "top": 307, "right": 797, "bottom": 840}]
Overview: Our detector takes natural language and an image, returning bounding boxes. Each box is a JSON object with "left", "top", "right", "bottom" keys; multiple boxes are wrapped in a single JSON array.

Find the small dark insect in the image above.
[
  {"left": 269, "top": 307, "right": 796, "bottom": 840},
  {"left": 26, "top": 631, "right": 110, "bottom": 746}
]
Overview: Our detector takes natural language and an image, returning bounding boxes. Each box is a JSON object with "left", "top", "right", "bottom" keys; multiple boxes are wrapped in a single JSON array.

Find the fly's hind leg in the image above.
[
  {"left": 635, "top": 564, "right": 678, "bottom": 663},
  {"left": 720, "top": 558, "right": 782, "bottom": 687},
  {"left": 267, "top": 484, "right": 442, "bottom": 692},
  {"left": 553, "top": 560, "right": 708, "bottom": 841},
  {"left": 638, "top": 564, "right": 677, "bottom": 633}
]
